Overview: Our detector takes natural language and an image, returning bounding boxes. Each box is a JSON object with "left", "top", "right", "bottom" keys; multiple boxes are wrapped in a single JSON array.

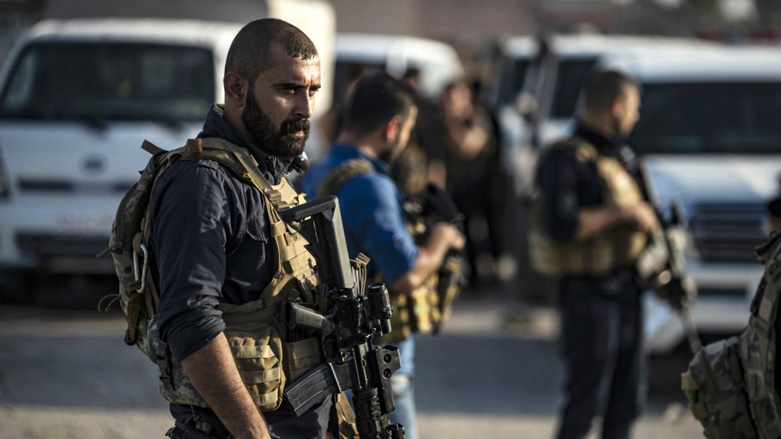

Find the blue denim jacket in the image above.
[{"left": 302, "top": 144, "right": 418, "bottom": 285}]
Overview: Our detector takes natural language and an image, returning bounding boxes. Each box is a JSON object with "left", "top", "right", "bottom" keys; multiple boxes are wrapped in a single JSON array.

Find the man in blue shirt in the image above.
[{"left": 302, "top": 74, "right": 464, "bottom": 439}]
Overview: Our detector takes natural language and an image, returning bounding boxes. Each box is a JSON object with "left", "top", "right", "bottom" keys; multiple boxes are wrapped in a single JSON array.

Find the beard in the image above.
[
  {"left": 378, "top": 130, "right": 405, "bottom": 164},
  {"left": 241, "top": 88, "right": 309, "bottom": 158}
]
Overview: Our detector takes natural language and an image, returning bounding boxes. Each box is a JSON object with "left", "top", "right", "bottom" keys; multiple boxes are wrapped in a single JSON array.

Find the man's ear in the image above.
[
  {"left": 611, "top": 95, "right": 627, "bottom": 121},
  {"left": 224, "top": 72, "right": 249, "bottom": 108},
  {"left": 383, "top": 115, "right": 403, "bottom": 142}
]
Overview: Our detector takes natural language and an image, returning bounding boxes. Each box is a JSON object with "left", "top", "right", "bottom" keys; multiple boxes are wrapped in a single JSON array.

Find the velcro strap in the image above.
[
  {"left": 690, "top": 401, "right": 710, "bottom": 421},
  {"left": 232, "top": 344, "right": 275, "bottom": 359},
  {"left": 286, "top": 337, "right": 320, "bottom": 360},
  {"left": 284, "top": 252, "right": 313, "bottom": 273},
  {"left": 186, "top": 138, "right": 203, "bottom": 156},
  {"left": 123, "top": 293, "right": 144, "bottom": 346},
  {"left": 681, "top": 372, "right": 699, "bottom": 391},
  {"left": 271, "top": 221, "right": 287, "bottom": 237},
  {"left": 252, "top": 390, "right": 279, "bottom": 407},
  {"left": 241, "top": 367, "right": 282, "bottom": 384}
]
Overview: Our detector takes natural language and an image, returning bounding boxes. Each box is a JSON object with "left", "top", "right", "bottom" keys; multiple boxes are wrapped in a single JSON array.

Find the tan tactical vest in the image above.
[
  {"left": 315, "top": 158, "right": 442, "bottom": 344},
  {"left": 119, "top": 138, "right": 330, "bottom": 413},
  {"left": 529, "top": 137, "right": 647, "bottom": 277}
]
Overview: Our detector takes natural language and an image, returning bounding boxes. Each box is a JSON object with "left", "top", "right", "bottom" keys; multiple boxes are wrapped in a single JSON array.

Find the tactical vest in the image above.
[
  {"left": 108, "top": 138, "right": 341, "bottom": 415},
  {"left": 315, "top": 158, "right": 443, "bottom": 344},
  {"left": 529, "top": 137, "right": 647, "bottom": 277},
  {"left": 681, "top": 232, "right": 781, "bottom": 439}
]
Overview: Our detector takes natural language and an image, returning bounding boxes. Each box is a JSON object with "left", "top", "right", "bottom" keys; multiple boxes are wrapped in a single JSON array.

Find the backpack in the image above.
[
  {"left": 682, "top": 336, "right": 758, "bottom": 439},
  {"left": 102, "top": 140, "right": 183, "bottom": 354}
]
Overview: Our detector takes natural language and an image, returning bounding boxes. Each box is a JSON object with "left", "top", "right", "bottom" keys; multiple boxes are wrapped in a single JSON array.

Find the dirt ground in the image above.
[{"left": 0, "top": 297, "right": 704, "bottom": 439}]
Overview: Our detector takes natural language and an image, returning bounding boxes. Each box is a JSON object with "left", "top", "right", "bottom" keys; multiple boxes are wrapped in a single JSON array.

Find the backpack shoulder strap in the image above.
[
  {"left": 316, "top": 159, "right": 374, "bottom": 197},
  {"left": 178, "top": 137, "right": 277, "bottom": 194}
]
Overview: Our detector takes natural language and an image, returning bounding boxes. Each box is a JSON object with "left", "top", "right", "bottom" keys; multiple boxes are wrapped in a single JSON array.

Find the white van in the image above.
[
  {"left": 335, "top": 33, "right": 464, "bottom": 101},
  {"left": 0, "top": 15, "right": 334, "bottom": 291}
]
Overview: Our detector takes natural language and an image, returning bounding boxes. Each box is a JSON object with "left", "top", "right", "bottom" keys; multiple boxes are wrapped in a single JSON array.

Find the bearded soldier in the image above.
[
  {"left": 111, "top": 19, "right": 355, "bottom": 439},
  {"left": 531, "top": 70, "right": 659, "bottom": 439}
]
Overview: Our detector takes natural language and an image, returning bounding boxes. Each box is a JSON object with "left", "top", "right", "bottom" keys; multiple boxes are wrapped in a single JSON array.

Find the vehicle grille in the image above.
[
  {"left": 689, "top": 203, "right": 767, "bottom": 263},
  {"left": 16, "top": 233, "right": 109, "bottom": 257}
]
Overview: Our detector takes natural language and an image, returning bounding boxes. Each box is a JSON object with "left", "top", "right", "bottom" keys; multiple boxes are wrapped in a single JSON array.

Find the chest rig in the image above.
[
  {"left": 315, "top": 158, "right": 444, "bottom": 344},
  {"left": 110, "top": 137, "right": 328, "bottom": 413},
  {"left": 529, "top": 137, "right": 647, "bottom": 277}
]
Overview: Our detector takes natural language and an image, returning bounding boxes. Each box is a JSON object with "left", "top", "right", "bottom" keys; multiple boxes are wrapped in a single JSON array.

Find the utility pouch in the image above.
[
  {"left": 682, "top": 336, "right": 757, "bottom": 439},
  {"left": 225, "top": 325, "right": 286, "bottom": 412}
]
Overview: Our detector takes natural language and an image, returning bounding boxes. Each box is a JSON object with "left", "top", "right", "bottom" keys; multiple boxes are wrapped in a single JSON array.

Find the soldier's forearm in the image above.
[
  {"left": 180, "top": 333, "right": 271, "bottom": 439},
  {"left": 575, "top": 206, "right": 627, "bottom": 241}
]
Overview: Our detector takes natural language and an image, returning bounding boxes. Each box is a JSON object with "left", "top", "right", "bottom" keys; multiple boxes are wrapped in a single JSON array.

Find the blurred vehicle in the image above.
[
  {"left": 0, "top": 13, "right": 334, "bottom": 295},
  {"left": 597, "top": 46, "right": 781, "bottom": 354},
  {"left": 334, "top": 33, "right": 464, "bottom": 103}
]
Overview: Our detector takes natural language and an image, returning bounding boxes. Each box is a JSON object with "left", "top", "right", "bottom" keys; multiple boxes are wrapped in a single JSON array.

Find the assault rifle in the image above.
[
  {"left": 406, "top": 183, "right": 467, "bottom": 332},
  {"left": 631, "top": 157, "right": 701, "bottom": 352},
  {"left": 277, "top": 196, "right": 405, "bottom": 439}
]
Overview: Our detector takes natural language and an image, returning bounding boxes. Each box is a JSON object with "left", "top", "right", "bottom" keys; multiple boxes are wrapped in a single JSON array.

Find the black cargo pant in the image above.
[{"left": 555, "top": 270, "right": 645, "bottom": 439}]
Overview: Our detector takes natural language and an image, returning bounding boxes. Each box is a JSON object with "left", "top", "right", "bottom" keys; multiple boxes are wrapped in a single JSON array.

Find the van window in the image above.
[
  {"left": 550, "top": 57, "right": 597, "bottom": 119},
  {"left": 629, "top": 83, "right": 781, "bottom": 155},
  {"left": 0, "top": 42, "right": 214, "bottom": 121},
  {"left": 495, "top": 58, "right": 530, "bottom": 107}
]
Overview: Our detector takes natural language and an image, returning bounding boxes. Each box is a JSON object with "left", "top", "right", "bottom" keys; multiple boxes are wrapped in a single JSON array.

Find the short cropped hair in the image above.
[
  {"left": 769, "top": 197, "right": 781, "bottom": 217},
  {"left": 583, "top": 70, "right": 641, "bottom": 112},
  {"left": 344, "top": 73, "right": 416, "bottom": 136},
  {"left": 225, "top": 18, "right": 318, "bottom": 81}
]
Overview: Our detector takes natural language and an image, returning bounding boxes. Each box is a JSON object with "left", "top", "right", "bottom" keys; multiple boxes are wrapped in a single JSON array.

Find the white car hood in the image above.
[
  {"left": 643, "top": 154, "right": 781, "bottom": 207},
  {"left": 0, "top": 121, "right": 202, "bottom": 194}
]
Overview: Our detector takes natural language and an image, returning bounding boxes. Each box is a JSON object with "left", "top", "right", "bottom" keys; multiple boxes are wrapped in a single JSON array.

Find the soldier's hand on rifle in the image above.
[
  {"left": 432, "top": 222, "right": 465, "bottom": 251},
  {"left": 622, "top": 202, "right": 660, "bottom": 233}
]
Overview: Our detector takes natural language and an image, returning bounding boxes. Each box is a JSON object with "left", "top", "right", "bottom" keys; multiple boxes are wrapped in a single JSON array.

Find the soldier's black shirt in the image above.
[
  {"left": 536, "top": 123, "right": 640, "bottom": 294},
  {"left": 149, "top": 105, "right": 332, "bottom": 438},
  {"left": 536, "top": 123, "right": 628, "bottom": 242}
]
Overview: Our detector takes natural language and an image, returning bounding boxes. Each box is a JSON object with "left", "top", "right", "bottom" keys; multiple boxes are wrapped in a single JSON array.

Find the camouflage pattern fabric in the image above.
[
  {"left": 682, "top": 336, "right": 757, "bottom": 439},
  {"left": 682, "top": 232, "right": 781, "bottom": 438}
]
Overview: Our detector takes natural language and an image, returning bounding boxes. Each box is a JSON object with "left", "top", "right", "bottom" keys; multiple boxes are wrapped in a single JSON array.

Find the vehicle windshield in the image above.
[
  {"left": 495, "top": 57, "right": 530, "bottom": 107},
  {"left": 333, "top": 60, "right": 385, "bottom": 106},
  {"left": 0, "top": 42, "right": 214, "bottom": 122},
  {"left": 629, "top": 82, "right": 781, "bottom": 155},
  {"left": 550, "top": 57, "right": 597, "bottom": 119}
]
